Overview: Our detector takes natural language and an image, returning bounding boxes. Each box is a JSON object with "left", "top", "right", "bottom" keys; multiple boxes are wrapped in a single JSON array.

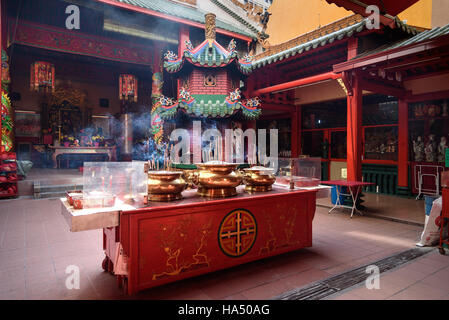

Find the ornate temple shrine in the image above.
[{"left": 150, "top": 13, "right": 261, "bottom": 154}]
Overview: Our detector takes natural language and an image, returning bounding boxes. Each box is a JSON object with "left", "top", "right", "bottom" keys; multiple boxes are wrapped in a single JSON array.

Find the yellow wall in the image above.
[
  {"left": 430, "top": 0, "right": 449, "bottom": 28},
  {"left": 398, "top": 0, "right": 432, "bottom": 29},
  {"left": 266, "top": 0, "right": 352, "bottom": 45},
  {"left": 265, "top": 0, "right": 445, "bottom": 46}
]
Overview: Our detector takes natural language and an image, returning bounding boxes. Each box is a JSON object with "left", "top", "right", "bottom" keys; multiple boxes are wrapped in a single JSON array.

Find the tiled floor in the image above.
[
  {"left": 0, "top": 196, "right": 446, "bottom": 300},
  {"left": 327, "top": 251, "right": 449, "bottom": 300},
  {"left": 317, "top": 192, "right": 426, "bottom": 225},
  {"left": 25, "top": 168, "right": 82, "bottom": 181}
]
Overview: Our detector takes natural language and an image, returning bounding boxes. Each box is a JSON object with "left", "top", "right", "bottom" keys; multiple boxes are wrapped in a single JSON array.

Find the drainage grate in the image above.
[{"left": 275, "top": 247, "right": 434, "bottom": 300}]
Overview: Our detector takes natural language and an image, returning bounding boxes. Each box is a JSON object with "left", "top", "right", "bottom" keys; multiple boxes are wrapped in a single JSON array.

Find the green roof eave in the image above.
[
  {"left": 252, "top": 18, "right": 418, "bottom": 69},
  {"left": 100, "top": 0, "right": 258, "bottom": 39}
]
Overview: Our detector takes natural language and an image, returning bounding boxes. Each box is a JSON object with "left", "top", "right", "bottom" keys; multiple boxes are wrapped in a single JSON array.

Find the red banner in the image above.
[{"left": 10, "top": 20, "right": 153, "bottom": 66}]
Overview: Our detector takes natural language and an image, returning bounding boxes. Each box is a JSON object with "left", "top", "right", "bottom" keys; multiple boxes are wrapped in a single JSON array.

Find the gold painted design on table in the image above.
[
  {"left": 259, "top": 203, "right": 301, "bottom": 255},
  {"left": 150, "top": 217, "right": 212, "bottom": 281},
  {"left": 219, "top": 209, "right": 257, "bottom": 257}
]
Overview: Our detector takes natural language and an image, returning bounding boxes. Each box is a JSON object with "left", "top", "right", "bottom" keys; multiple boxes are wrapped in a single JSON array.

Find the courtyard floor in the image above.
[{"left": 0, "top": 194, "right": 448, "bottom": 300}]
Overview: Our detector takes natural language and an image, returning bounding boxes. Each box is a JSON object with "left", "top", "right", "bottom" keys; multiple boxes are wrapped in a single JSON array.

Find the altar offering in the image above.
[
  {"left": 275, "top": 157, "right": 321, "bottom": 188},
  {"left": 80, "top": 161, "right": 146, "bottom": 209},
  {"left": 243, "top": 166, "right": 276, "bottom": 192},
  {"left": 66, "top": 190, "right": 83, "bottom": 206},
  {"left": 195, "top": 161, "right": 242, "bottom": 198},
  {"left": 146, "top": 170, "right": 187, "bottom": 202}
]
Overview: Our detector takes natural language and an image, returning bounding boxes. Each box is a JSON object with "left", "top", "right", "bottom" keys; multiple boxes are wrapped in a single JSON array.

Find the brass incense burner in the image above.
[
  {"left": 243, "top": 166, "right": 276, "bottom": 193},
  {"left": 194, "top": 161, "right": 242, "bottom": 198},
  {"left": 147, "top": 171, "right": 187, "bottom": 202}
]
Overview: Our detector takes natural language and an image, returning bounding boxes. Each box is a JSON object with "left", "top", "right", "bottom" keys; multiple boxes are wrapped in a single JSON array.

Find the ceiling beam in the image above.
[
  {"left": 254, "top": 72, "right": 341, "bottom": 95},
  {"left": 261, "top": 103, "right": 296, "bottom": 112},
  {"left": 359, "top": 78, "right": 409, "bottom": 98}
]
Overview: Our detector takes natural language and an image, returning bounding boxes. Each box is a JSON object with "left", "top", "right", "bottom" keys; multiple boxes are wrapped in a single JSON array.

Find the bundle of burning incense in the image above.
[
  {"left": 209, "top": 143, "right": 213, "bottom": 162},
  {"left": 170, "top": 144, "right": 175, "bottom": 165}
]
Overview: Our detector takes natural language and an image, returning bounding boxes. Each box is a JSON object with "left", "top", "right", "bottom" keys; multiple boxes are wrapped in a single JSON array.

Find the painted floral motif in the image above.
[
  {"left": 185, "top": 39, "right": 194, "bottom": 51},
  {"left": 243, "top": 97, "right": 261, "bottom": 108},
  {"left": 241, "top": 53, "right": 253, "bottom": 63},
  {"left": 227, "top": 39, "right": 237, "bottom": 53},
  {"left": 179, "top": 87, "right": 194, "bottom": 103},
  {"left": 229, "top": 88, "right": 241, "bottom": 102},
  {"left": 164, "top": 50, "right": 178, "bottom": 62}
]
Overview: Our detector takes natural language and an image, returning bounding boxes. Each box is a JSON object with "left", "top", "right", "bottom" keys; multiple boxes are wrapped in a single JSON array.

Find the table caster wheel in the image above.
[
  {"left": 439, "top": 247, "right": 445, "bottom": 255},
  {"left": 122, "top": 277, "right": 128, "bottom": 295},
  {"left": 102, "top": 256, "right": 109, "bottom": 271},
  {"left": 108, "top": 258, "right": 114, "bottom": 274}
]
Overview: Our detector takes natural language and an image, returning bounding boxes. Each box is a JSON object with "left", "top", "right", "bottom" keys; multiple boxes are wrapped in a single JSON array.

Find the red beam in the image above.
[
  {"left": 256, "top": 41, "right": 348, "bottom": 71},
  {"left": 254, "top": 72, "right": 341, "bottom": 95},
  {"left": 94, "top": 0, "right": 253, "bottom": 42},
  {"left": 259, "top": 112, "right": 292, "bottom": 120},
  {"left": 261, "top": 103, "right": 296, "bottom": 112},
  {"left": 359, "top": 78, "right": 408, "bottom": 98},
  {"left": 334, "top": 35, "right": 449, "bottom": 73}
]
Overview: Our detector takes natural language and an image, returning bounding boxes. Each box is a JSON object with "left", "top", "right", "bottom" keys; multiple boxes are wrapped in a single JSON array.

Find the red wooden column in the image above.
[
  {"left": 346, "top": 75, "right": 363, "bottom": 182},
  {"left": 291, "top": 106, "right": 302, "bottom": 157},
  {"left": 345, "top": 38, "right": 362, "bottom": 182},
  {"left": 0, "top": 0, "right": 3, "bottom": 150},
  {"left": 397, "top": 99, "right": 410, "bottom": 195}
]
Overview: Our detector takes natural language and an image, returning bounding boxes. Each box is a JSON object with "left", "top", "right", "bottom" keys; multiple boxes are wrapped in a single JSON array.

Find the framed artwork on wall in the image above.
[{"left": 15, "top": 112, "right": 41, "bottom": 137}]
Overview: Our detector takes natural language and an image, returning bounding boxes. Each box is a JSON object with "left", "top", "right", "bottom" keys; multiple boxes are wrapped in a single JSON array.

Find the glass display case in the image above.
[
  {"left": 302, "top": 100, "right": 347, "bottom": 130},
  {"left": 364, "top": 126, "right": 398, "bottom": 161},
  {"left": 301, "top": 131, "right": 325, "bottom": 158},
  {"left": 362, "top": 95, "right": 398, "bottom": 125},
  {"left": 75, "top": 161, "right": 147, "bottom": 209},
  {"left": 274, "top": 157, "right": 321, "bottom": 188},
  {"left": 330, "top": 131, "right": 347, "bottom": 159},
  {"left": 409, "top": 99, "right": 449, "bottom": 163},
  {"left": 256, "top": 118, "right": 291, "bottom": 158}
]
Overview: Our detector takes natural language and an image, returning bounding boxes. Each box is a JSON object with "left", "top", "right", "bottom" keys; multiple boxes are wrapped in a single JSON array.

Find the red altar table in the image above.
[
  {"left": 49, "top": 146, "right": 117, "bottom": 168},
  {"left": 321, "top": 180, "right": 375, "bottom": 218},
  {"left": 61, "top": 185, "right": 317, "bottom": 295}
]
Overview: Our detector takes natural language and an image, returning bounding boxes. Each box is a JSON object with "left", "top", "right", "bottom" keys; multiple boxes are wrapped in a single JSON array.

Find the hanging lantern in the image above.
[
  {"left": 119, "top": 74, "right": 138, "bottom": 102},
  {"left": 30, "top": 61, "right": 55, "bottom": 93}
]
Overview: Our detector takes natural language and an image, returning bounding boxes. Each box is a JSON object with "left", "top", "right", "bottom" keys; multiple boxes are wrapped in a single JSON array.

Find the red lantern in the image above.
[
  {"left": 119, "top": 74, "right": 138, "bottom": 102},
  {"left": 30, "top": 61, "right": 55, "bottom": 93}
]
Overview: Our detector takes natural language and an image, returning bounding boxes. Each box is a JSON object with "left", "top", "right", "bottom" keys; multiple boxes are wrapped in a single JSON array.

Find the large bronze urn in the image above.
[{"left": 194, "top": 162, "right": 242, "bottom": 198}]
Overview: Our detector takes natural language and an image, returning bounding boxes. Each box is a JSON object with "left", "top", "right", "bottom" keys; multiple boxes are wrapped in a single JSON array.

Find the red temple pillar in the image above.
[
  {"left": 291, "top": 106, "right": 301, "bottom": 157},
  {"left": 346, "top": 75, "right": 362, "bottom": 182},
  {"left": 397, "top": 99, "right": 410, "bottom": 195},
  {"left": 0, "top": 0, "right": 3, "bottom": 151},
  {"left": 345, "top": 38, "right": 362, "bottom": 182}
]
